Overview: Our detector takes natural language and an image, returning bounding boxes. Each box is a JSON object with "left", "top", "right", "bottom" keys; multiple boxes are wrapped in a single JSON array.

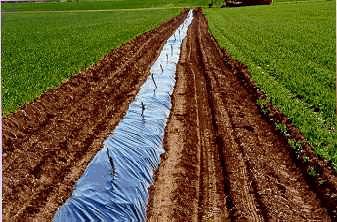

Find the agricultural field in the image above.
[
  {"left": 2, "top": 0, "right": 208, "bottom": 11},
  {"left": 2, "top": 0, "right": 337, "bottom": 221},
  {"left": 2, "top": 8, "right": 180, "bottom": 114},
  {"left": 206, "top": 0, "right": 337, "bottom": 169}
]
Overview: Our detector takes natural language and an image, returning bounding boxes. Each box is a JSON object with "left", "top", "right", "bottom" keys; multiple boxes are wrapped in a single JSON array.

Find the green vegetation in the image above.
[
  {"left": 275, "top": 123, "right": 288, "bottom": 136},
  {"left": 2, "top": 0, "right": 207, "bottom": 11},
  {"left": 288, "top": 139, "right": 303, "bottom": 154},
  {"left": 206, "top": 1, "right": 336, "bottom": 169},
  {"left": 307, "top": 166, "right": 318, "bottom": 177},
  {"left": 273, "top": 0, "right": 329, "bottom": 3},
  {"left": 2, "top": 9, "right": 180, "bottom": 114}
]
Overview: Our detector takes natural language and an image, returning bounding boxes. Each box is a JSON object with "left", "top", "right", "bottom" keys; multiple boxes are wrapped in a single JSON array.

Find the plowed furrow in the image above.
[
  {"left": 196, "top": 11, "right": 328, "bottom": 220},
  {"left": 147, "top": 9, "right": 331, "bottom": 222}
]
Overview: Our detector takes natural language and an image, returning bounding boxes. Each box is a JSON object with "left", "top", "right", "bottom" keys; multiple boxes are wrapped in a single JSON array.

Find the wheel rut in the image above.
[
  {"left": 3, "top": 8, "right": 335, "bottom": 222},
  {"left": 147, "top": 9, "right": 332, "bottom": 221}
]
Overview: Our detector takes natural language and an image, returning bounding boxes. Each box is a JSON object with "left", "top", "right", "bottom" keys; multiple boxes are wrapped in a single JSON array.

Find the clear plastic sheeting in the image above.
[{"left": 54, "top": 10, "right": 194, "bottom": 222}]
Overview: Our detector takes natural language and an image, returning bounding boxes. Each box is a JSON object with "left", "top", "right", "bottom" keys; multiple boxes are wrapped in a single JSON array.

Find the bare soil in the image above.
[
  {"left": 2, "top": 10, "right": 187, "bottom": 221},
  {"left": 3, "top": 8, "right": 336, "bottom": 222},
  {"left": 147, "top": 9, "right": 335, "bottom": 221}
]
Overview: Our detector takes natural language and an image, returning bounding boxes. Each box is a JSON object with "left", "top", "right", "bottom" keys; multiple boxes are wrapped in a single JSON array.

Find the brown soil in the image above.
[
  {"left": 3, "top": 8, "right": 336, "bottom": 222},
  {"left": 2, "top": 10, "right": 187, "bottom": 221},
  {"left": 147, "top": 9, "right": 335, "bottom": 221}
]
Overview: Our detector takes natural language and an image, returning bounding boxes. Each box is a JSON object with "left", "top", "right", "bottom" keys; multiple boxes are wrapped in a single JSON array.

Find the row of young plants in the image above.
[
  {"left": 206, "top": 1, "right": 336, "bottom": 169},
  {"left": 2, "top": 9, "right": 180, "bottom": 114}
]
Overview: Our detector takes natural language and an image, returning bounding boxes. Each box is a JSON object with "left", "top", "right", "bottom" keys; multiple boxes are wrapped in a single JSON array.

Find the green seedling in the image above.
[
  {"left": 276, "top": 123, "right": 288, "bottom": 135},
  {"left": 2, "top": 9, "right": 179, "bottom": 115},
  {"left": 206, "top": 1, "right": 337, "bottom": 169},
  {"left": 256, "top": 98, "right": 269, "bottom": 115},
  {"left": 318, "top": 179, "right": 327, "bottom": 186},
  {"left": 303, "top": 155, "right": 309, "bottom": 163},
  {"left": 288, "top": 139, "right": 303, "bottom": 154},
  {"left": 307, "top": 167, "right": 318, "bottom": 177}
]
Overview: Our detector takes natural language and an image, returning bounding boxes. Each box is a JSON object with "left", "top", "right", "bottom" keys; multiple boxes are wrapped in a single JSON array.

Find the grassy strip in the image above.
[
  {"left": 205, "top": 1, "right": 336, "bottom": 169},
  {"left": 2, "top": 0, "right": 207, "bottom": 11},
  {"left": 2, "top": 9, "right": 180, "bottom": 114}
]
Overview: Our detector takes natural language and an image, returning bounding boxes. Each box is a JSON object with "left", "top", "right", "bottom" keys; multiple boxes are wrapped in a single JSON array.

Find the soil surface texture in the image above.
[
  {"left": 3, "top": 9, "right": 336, "bottom": 222},
  {"left": 2, "top": 10, "right": 187, "bottom": 221},
  {"left": 147, "top": 9, "right": 334, "bottom": 221}
]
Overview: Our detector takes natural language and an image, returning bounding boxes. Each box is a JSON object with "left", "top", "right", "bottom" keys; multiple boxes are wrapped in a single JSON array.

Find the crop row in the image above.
[
  {"left": 206, "top": 1, "right": 336, "bottom": 168},
  {"left": 2, "top": 0, "right": 208, "bottom": 12},
  {"left": 2, "top": 9, "right": 180, "bottom": 114}
]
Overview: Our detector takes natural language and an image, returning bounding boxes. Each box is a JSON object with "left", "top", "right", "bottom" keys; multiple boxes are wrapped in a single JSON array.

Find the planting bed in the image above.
[{"left": 2, "top": 8, "right": 336, "bottom": 222}]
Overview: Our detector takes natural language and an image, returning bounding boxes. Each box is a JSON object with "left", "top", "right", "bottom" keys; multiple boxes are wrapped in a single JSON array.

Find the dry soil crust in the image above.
[
  {"left": 2, "top": 10, "right": 187, "bottom": 221},
  {"left": 147, "top": 9, "right": 335, "bottom": 221}
]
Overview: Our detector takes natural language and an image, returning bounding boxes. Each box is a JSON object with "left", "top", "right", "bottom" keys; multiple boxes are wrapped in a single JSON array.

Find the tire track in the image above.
[
  {"left": 147, "top": 9, "right": 332, "bottom": 221},
  {"left": 3, "top": 8, "right": 335, "bottom": 222},
  {"left": 148, "top": 10, "right": 229, "bottom": 222},
  {"left": 196, "top": 10, "right": 329, "bottom": 220}
]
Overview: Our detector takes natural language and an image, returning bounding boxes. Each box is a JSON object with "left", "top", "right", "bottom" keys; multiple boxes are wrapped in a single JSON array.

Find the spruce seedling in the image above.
[
  {"left": 160, "top": 64, "right": 164, "bottom": 73},
  {"left": 141, "top": 102, "right": 145, "bottom": 117},
  {"left": 106, "top": 148, "right": 116, "bottom": 180},
  {"left": 151, "top": 73, "right": 157, "bottom": 89}
]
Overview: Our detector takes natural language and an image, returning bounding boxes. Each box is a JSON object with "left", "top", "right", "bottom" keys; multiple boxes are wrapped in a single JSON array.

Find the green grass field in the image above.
[
  {"left": 206, "top": 1, "right": 336, "bottom": 169},
  {"left": 2, "top": 0, "right": 318, "bottom": 12},
  {"left": 2, "top": 0, "right": 207, "bottom": 11},
  {"left": 273, "top": 0, "right": 330, "bottom": 3},
  {"left": 1, "top": 9, "right": 180, "bottom": 114}
]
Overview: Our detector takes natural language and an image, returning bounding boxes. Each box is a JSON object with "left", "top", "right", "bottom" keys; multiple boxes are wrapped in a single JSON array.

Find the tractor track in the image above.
[
  {"left": 147, "top": 9, "right": 333, "bottom": 221},
  {"left": 3, "top": 8, "right": 336, "bottom": 222},
  {"left": 2, "top": 10, "right": 187, "bottom": 221}
]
